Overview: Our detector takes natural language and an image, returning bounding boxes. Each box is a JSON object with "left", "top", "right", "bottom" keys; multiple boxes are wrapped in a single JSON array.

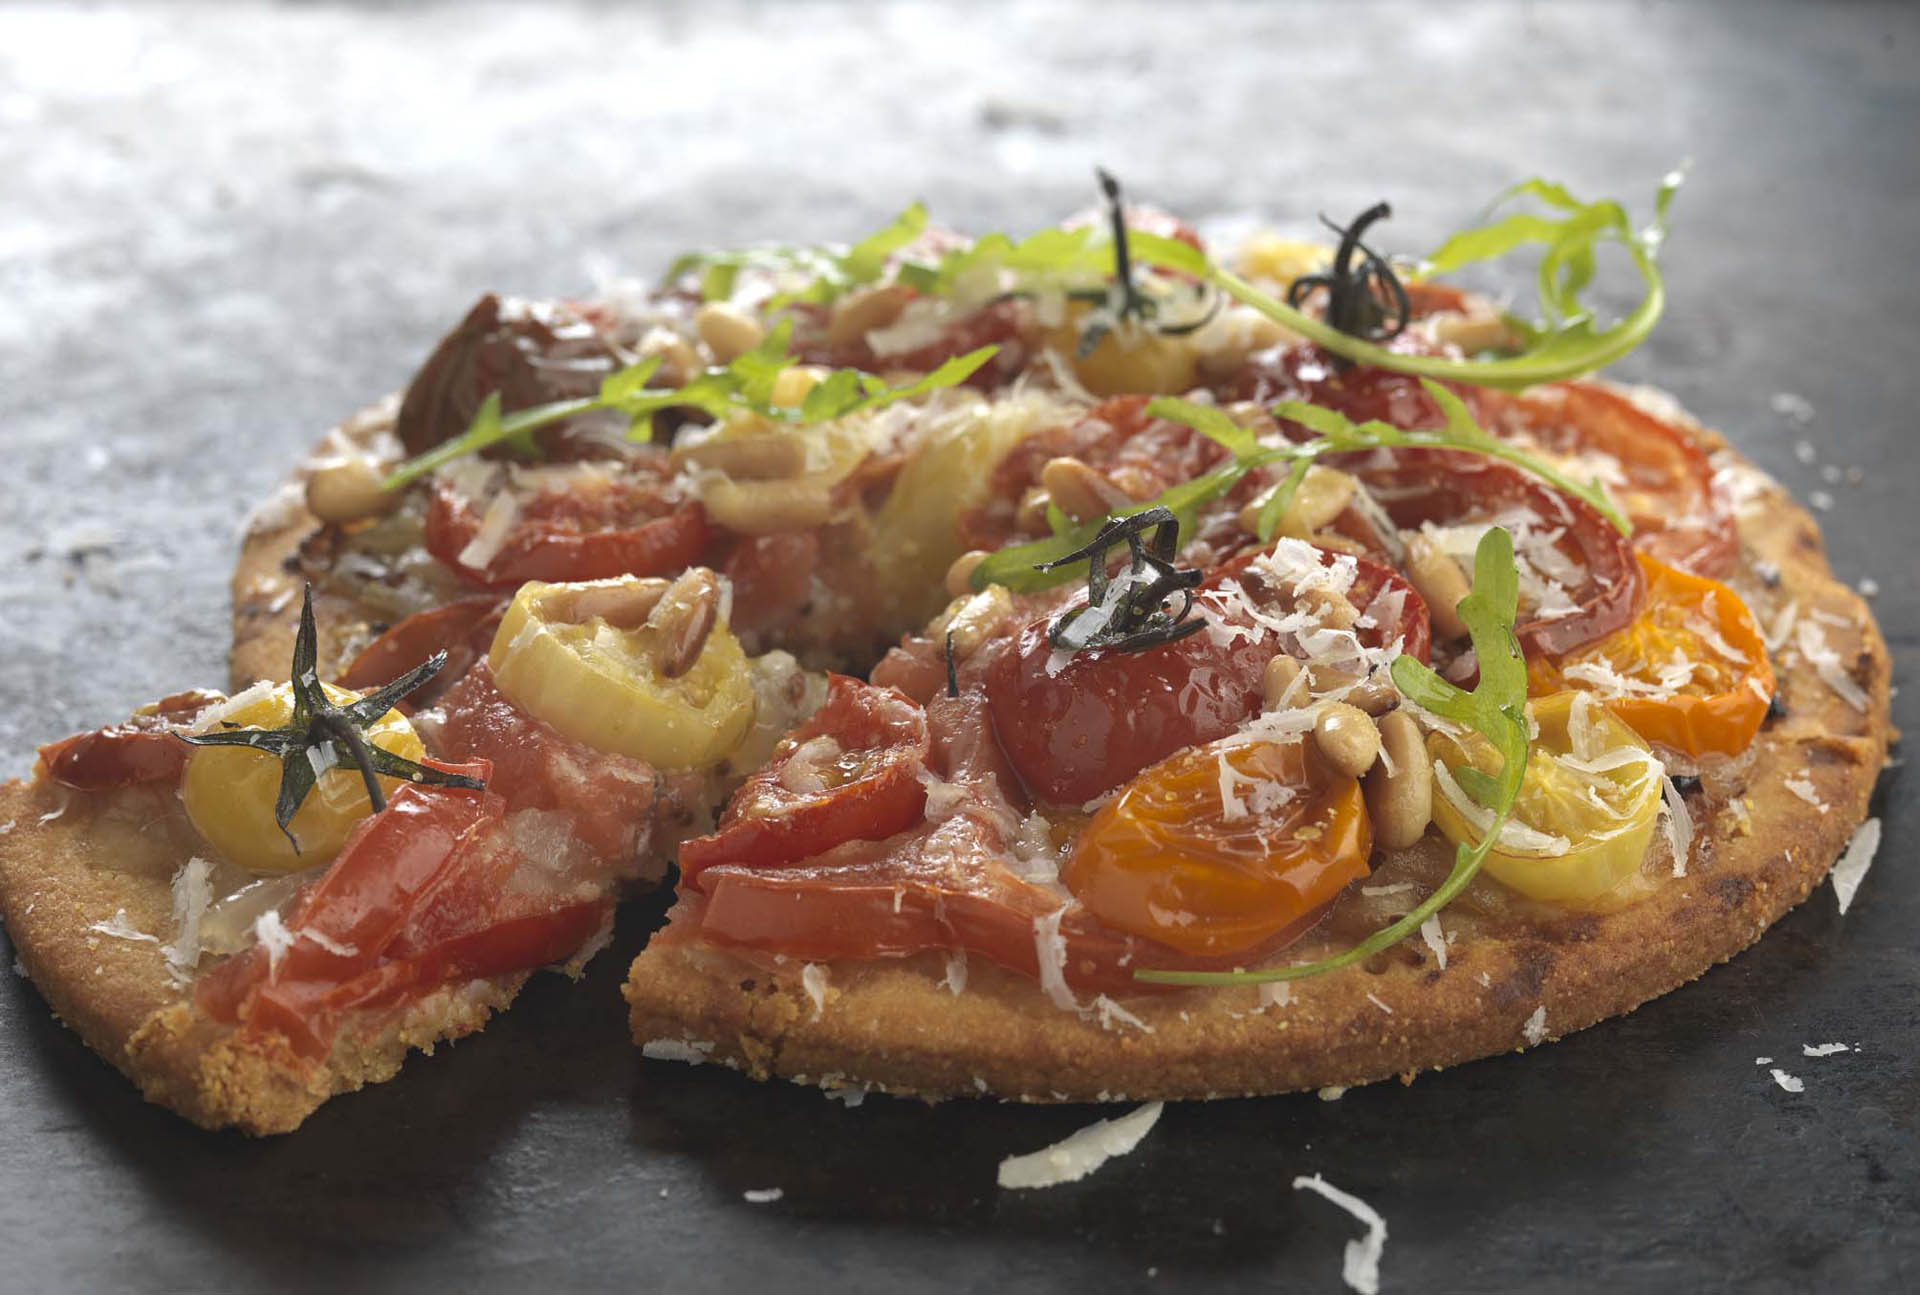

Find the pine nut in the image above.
[
  {"left": 1306, "top": 664, "right": 1398, "bottom": 715},
  {"left": 1040, "top": 456, "right": 1131, "bottom": 523},
  {"left": 1262, "top": 654, "right": 1306, "bottom": 710},
  {"left": 695, "top": 302, "right": 765, "bottom": 364},
  {"left": 1406, "top": 533, "right": 1472, "bottom": 640},
  {"left": 1313, "top": 702, "right": 1381, "bottom": 779},
  {"left": 945, "top": 586, "right": 1012, "bottom": 658},
  {"left": 1015, "top": 486, "right": 1053, "bottom": 533},
  {"left": 541, "top": 576, "right": 670, "bottom": 630},
  {"left": 305, "top": 455, "right": 397, "bottom": 523},
  {"left": 1296, "top": 584, "right": 1360, "bottom": 631},
  {"left": 770, "top": 365, "right": 824, "bottom": 409},
  {"left": 826, "top": 283, "right": 913, "bottom": 347},
  {"left": 1364, "top": 710, "right": 1432, "bottom": 850},
  {"left": 945, "top": 550, "right": 989, "bottom": 599},
  {"left": 1428, "top": 307, "right": 1521, "bottom": 355},
  {"left": 649, "top": 569, "right": 722, "bottom": 678},
  {"left": 1239, "top": 464, "right": 1356, "bottom": 539},
  {"left": 670, "top": 433, "right": 807, "bottom": 480},
  {"left": 637, "top": 327, "right": 702, "bottom": 386}
]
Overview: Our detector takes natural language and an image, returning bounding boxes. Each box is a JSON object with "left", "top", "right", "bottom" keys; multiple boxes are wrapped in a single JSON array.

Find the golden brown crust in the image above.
[
  {"left": 621, "top": 428, "right": 1894, "bottom": 1102},
  {"left": 0, "top": 770, "right": 527, "bottom": 1134}
]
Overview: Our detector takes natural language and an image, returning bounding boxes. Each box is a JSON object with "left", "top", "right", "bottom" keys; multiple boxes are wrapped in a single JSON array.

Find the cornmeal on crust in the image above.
[
  {"left": 0, "top": 772, "right": 529, "bottom": 1134},
  {"left": 619, "top": 431, "right": 1893, "bottom": 1102}
]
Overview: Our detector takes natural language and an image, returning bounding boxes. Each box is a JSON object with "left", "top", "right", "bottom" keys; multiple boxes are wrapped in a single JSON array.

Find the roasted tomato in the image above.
[
  {"left": 1488, "top": 382, "right": 1737, "bottom": 578},
  {"left": 1430, "top": 692, "right": 1665, "bottom": 906},
  {"left": 1061, "top": 738, "right": 1372, "bottom": 956},
  {"left": 196, "top": 770, "right": 612, "bottom": 1060},
  {"left": 986, "top": 543, "right": 1428, "bottom": 805},
  {"left": 1337, "top": 446, "right": 1645, "bottom": 657},
  {"left": 1528, "top": 553, "right": 1774, "bottom": 759},
  {"left": 424, "top": 466, "right": 708, "bottom": 589},
  {"left": 338, "top": 595, "right": 505, "bottom": 697},
  {"left": 180, "top": 682, "right": 429, "bottom": 875},
  {"left": 35, "top": 689, "right": 218, "bottom": 789},
  {"left": 677, "top": 675, "right": 929, "bottom": 884},
  {"left": 1216, "top": 344, "right": 1498, "bottom": 433},
  {"left": 485, "top": 572, "right": 756, "bottom": 770},
  {"left": 798, "top": 296, "right": 1035, "bottom": 391}
]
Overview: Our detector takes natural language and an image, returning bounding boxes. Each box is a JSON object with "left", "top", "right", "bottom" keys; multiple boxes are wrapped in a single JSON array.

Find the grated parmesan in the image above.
[
  {"left": 1033, "top": 906, "right": 1080, "bottom": 1012},
  {"left": 1419, "top": 915, "right": 1448, "bottom": 971},
  {"left": 1769, "top": 1068, "right": 1804, "bottom": 1094},
  {"left": 1661, "top": 775, "right": 1694, "bottom": 878},
  {"left": 1830, "top": 817, "right": 1881, "bottom": 915},
  {"left": 996, "top": 1102, "right": 1164, "bottom": 1190},
  {"left": 641, "top": 1038, "right": 715, "bottom": 1064},
  {"left": 1522, "top": 1005, "right": 1548, "bottom": 1046},
  {"left": 1292, "top": 1174, "right": 1387, "bottom": 1295},
  {"left": 88, "top": 909, "right": 158, "bottom": 944},
  {"left": 1802, "top": 1042, "right": 1850, "bottom": 1058}
]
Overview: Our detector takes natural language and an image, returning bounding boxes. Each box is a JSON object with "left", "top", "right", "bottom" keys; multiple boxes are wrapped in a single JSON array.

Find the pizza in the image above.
[{"left": 0, "top": 172, "right": 1891, "bottom": 1130}]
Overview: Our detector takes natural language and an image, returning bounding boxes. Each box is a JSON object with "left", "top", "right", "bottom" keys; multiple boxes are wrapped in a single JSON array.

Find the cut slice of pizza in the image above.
[{"left": 0, "top": 578, "right": 822, "bottom": 1133}]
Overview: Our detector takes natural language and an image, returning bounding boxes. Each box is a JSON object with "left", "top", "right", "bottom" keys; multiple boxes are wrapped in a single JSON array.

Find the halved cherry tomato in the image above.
[
  {"left": 1430, "top": 692, "right": 1664, "bottom": 906},
  {"left": 338, "top": 594, "right": 505, "bottom": 696},
  {"left": 197, "top": 764, "right": 617, "bottom": 1059},
  {"left": 424, "top": 470, "right": 708, "bottom": 589},
  {"left": 35, "top": 689, "right": 220, "bottom": 790},
  {"left": 1062, "top": 738, "right": 1371, "bottom": 957},
  {"left": 1337, "top": 446, "right": 1645, "bottom": 658},
  {"left": 986, "top": 544, "right": 1427, "bottom": 805},
  {"left": 677, "top": 675, "right": 929, "bottom": 885},
  {"left": 1488, "top": 383, "right": 1737, "bottom": 578},
  {"left": 1528, "top": 553, "right": 1774, "bottom": 759}
]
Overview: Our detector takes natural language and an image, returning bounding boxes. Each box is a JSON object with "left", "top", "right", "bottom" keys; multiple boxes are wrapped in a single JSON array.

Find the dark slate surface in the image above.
[{"left": 1, "top": 2, "right": 1913, "bottom": 1291}]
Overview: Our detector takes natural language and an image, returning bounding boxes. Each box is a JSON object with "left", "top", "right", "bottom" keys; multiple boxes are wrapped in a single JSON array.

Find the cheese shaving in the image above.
[
  {"left": 160, "top": 857, "right": 214, "bottom": 982},
  {"left": 300, "top": 926, "right": 358, "bottom": 957},
  {"left": 1661, "top": 775, "right": 1694, "bottom": 878},
  {"left": 1781, "top": 774, "right": 1826, "bottom": 811},
  {"left": 87, "top": 910, "right": 158, "bottom": 944},
  {"left": 253, "top": 910, "right": 296, "bottom": 975},
  {"left": 457, "top": 489, "right": 522, "bottom": 571},
  {"left": 1418, "top": 915, "right": 1448, "bottom": 971},
  {"left": 1802, "top": 1042, "right": 1850, "bottom": 1058},
  {"left": 800, "top": 963, "right": 829, "bottom": 1019},
  {"left": 1830, "top": 817, "right": 1881, "bottom": 915},
  {"left": 996, "top": 1102, "right": 1164, "bottom": 1190},
  {"left": 1794, "top": 619, "right": 1869, "bottom": 711},
  {"left": 1769, "top": 1068, "right": 1804, "bottom": 1094},
  {"left": 1433, "top": 760, "right": 1570, "bottom": 855},
  {"left": 1522, "top": 1005, "right": 1549, "bottom": 1046},
  {"left": 943, "top": 950, "right": 969, "bottom": 996},
  {"left": 641, "top": 1038, "right": 715, "bottom": 1064},
  {"left": 742, "top": 1188, "right": 784, "bottom": 1204},
  {"left": 1258, "top": 981, "right": 1293, "bottom": 1011},
  {"left": 1033, "top": 906, "right": 1080, "bottom": 1012},
  {"left": 1092, "top": 995, "right": 1154, "bottom": 1034},
  {"left": 1291, "top": 1174, "right": 1388, "bottom": 1295}
]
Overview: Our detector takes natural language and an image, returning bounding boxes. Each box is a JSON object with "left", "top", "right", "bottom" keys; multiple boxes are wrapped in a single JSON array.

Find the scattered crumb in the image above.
[
  {"left": 1857, "top": 578, "right": 1879, "bottom": 598},
  {"left": 1831, "top": 818, "right": 1882, "bottom": 914},
  {"left": 743, "top": 1187, "right": 784, "bottom": 1204},
  {"left": 1808, "top": 490, "right": 1834, "bottom": 511},
  {"left": 1755, "top": 1056, "right": 1774, "bottom": 1065},
  {"left": 1774, "top": 393, "right": 1815, "bottom": 424}
]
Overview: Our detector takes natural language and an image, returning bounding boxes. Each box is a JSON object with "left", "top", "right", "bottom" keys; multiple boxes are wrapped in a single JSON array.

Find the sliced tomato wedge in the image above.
[
  {"left": 1488, "top": 382, "right": 1737, "bottom": 578},
  {"left": 1337, "top": 446, "right": 1645, "bottom": 658},
  {"left": 1062, "top": 737, "right": 1372, "bottom": 956},
  {"left": 986, "top": 544, "right": 1427, "bottom": 805},
  {"left": 338, "top": 594, "right": 506, "bottom": 696},
  {"left": 36, "top": 689, "right": 222, "bottom": 790},
  {"left": 1529, "top": 553, "right": 1774, "bottom": 759},
  {"left": 676, "top": 675, "right": 929, "bottom": 885},
  {"left": 424, "top": 470, "right": 708, "bottom": 589}
]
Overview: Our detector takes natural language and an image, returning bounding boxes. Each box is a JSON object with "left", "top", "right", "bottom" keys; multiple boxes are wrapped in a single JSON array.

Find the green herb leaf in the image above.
[
  {"left": 665, "top": 201, "right": 929, "bottom": 307},
  {"left": 1133, "top": 526, "right": 1531, "bottom": 987},
  {"left": 1128, "top": 171, "right": 1682, "bottom": 391}
]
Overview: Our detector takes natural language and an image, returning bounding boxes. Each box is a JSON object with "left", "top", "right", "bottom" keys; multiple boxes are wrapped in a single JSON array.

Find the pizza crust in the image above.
[
  {"left": 0, "top": 770, "right": 531, "bottom": 1134},
  {"left": 620, "top": 436, "right": 1893, "bottom": 1102}
]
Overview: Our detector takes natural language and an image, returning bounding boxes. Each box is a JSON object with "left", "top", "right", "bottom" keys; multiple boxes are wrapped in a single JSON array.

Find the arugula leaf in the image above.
[
  {"left": 969, "top": 379, "right": 1626, "bottom": 593},
  {"left": 383, "top": 329, "right": 997, "bottom": 490},
  {"left": 1133, "top": 526, "right": 1530, "bottom": 987},
  {"left": 1129, "top": 171, "right": 1683, "bottom": 391},
  {"left": 665, "top": 202, "right": 929, "bottom": 307}
]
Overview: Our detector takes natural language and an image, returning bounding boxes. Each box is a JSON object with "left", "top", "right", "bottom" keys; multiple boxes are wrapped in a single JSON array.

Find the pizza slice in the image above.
[{"left": 0, "top": 576, "right": 821, "bottom": 1133}]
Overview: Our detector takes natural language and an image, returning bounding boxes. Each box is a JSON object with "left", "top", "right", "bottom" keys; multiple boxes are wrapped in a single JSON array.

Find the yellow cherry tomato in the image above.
[
  {"left": 1529, "top": 553, "right": 1774, "bottom": 759},
  {"left": 1429, "top": 691, "right": 1664, "bottom": 906},
  {"left": 488, "top": 572, "right": 755, "bottom": 770},
  {"left": 181, "top": 683, "right": 425, "bottom": 876},
  {"left": 1062, "top": 738, "right": 1372, "bottom": 957},
  {"left": 1047, "top": 307, "right": 1197, "bottom": 397}
]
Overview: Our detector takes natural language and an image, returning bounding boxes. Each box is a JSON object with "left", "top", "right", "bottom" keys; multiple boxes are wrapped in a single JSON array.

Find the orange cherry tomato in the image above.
[
  {"left": 1529, "top": 553, "right": 1774, "bottom": 759},
  {"left": 1061, "top": 738, "right": 1372, "bottom": 957}
]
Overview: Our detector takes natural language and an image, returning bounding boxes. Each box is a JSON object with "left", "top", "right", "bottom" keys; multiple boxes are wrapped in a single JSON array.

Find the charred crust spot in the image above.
[
  {"left": 1767, "top": 694, "right": 1788, "bottom": 722},
  {"left": 1487, "top": 944, "right": 1554, "bottom": 1010},
  {"left": 1546, "top": 914, "right": 1601, "bottom": 945},
  {"left": 1363, "top": 952, "right": 1393, "bottom": 976},
  {"left": 1710, "top": 875, "right": 1755, "bottom": 912}
]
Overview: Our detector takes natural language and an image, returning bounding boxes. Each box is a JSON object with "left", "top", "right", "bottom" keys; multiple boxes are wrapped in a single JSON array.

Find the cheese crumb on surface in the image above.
[
  {"left": 88, "top": 909, "right": 158, "bottom": 944},
  {"left": 1318, "top": 1086, "right": 1347, "bottom": 1102},
  {"left": 997, "top": 1102, "right": 1164, "bottom": 1190},
  {"left": 1830, "top": 818, "right": 1881, "bottom": 915},
  {"left": 1092, "top": 995, "right": 1154, "bottom": 1034},
  {"left": 1770, "top": 1068, "right": 1805, "bottom": 1094},
  {"left": 641, "top": 1038, "right": 715, "bottom": 1065},
  {"left": 1755, "top": 1056, "right": 1774, "bottom": 1065},
  {"left": 943, "top": 950, "right": 968, "bottom": 996},
  {"left": 253, "top": 911, "right": 295, "bottom": 974},
  {"left": 1292, "top": 1173, "right": 1387, "bottom": 1295},
  {"left": 1803, "top": 1042, "right": 1850, "bottom": 1058},
  {"left": 1419, "top": 915, "right": 1448, "bottom": 971},
  {"left": 800, "top": 963, "right": 829, "bottom": 1019},
  {"left": 1522, "top": 1005, "right": 1549, "bottom": 1046},
  {"left": 1033, "top": 906, "right": 1080, "bottom": 1012},
  {"left": 1365, "top": 992, "right": 1394, "bottom": 1016},
  {"left": 742, "top": 1188, "right": 784, "bottom": 1204},
  {"left": 1258, "top": 981, "right": 1292, "bottom": 1011}
]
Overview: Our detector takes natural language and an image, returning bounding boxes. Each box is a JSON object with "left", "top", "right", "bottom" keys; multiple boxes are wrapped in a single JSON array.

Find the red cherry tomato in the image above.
[
  {"left": 36, "top": 690, "right": 223, "bottom": 790},
  {"left": 798, "top": 296, "right": 1035, "bottom": 391},
  {"left": 338, "top": 595, "right": 505, "bottom": 696},
  {"left": 1216, "top": 343, "right": 1499, "bottom": 433},
  {"left": 1337, "top": 446, "right": 1645, "bottom": 658},
  {"left": 722, "top": 531, "right": 820, "bottom": 639},
  {"left": 986, "top": 545, "right": 1428, "bottom": 805},
  {"left": 424, "top": 470, "right": 708, "bottom": 589},
  {"left": 677, "top": 675, "right": 930, "bottom": 885},
  {"left": 1487, "top": 382, "right": 1737, "bottom": 578}
]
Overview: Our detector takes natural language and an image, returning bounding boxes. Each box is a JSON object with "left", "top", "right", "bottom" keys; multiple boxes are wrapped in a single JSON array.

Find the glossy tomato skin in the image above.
[
  {"left": 424, "top": 475, "right": 709, "bottom": 589},
  {"left": 1215, "top": 344, "right": 1498, "bottom": 434},
  {"left": 1487, "top": 382, "right": 1738, "bottom": 579},
  {"left": 338, "top": 594, "right": 506, "bottom": 697},
  {"left": 677, "top": 674, "right": 930, "bottom": 885},
  {"left": 36, "top": 689, "right": 223, "bottom": 790},
  {"left": 1338, "top": 446, "right": 1645, "bottom": 658},
  {"left": 986, "top": 545, "right": 1429, "bottom": 806},
  {"left": 1063, "top": 739, "right": 1372, "bottom": 957}
]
